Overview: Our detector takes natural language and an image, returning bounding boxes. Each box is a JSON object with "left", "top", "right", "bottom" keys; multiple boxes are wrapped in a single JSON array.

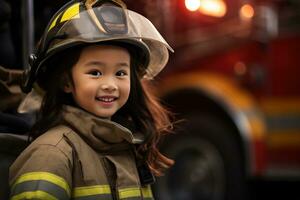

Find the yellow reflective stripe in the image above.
[
  {"left": 61, "top": 3, "right": 80, "bottom": 23},
  {"left": 12, "top": 172, "right": 71, "bottom": 197},
  {"left": 11, "top": 190, "right": 57, "bottom": 200},
  {"left": 48, "top": 14, "right": 61, "bottom": 31},
  {"left": 119, "top": 187, "right": 141, "bottom": 199},
  {"left": 141, "top": 186, "right": 153, "bottom": 198},
  {"left": 73, "top": 185, "right": 111, "bottom": 197}
]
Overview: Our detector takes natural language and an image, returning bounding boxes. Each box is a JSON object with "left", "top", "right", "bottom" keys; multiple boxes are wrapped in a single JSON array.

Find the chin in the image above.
[{"left": 95, "top": 112, "right": 114, "bottom": 119}]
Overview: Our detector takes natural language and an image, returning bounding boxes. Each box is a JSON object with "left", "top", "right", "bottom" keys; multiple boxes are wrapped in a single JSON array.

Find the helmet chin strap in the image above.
[{"left": 21, "top": 54, "right": 38, "bottom": 93}]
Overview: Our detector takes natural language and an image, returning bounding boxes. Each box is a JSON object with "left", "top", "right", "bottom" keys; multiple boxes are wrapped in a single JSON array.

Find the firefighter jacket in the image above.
[{"left": 9, "top": 105, "right": 154, "bottom": 200}]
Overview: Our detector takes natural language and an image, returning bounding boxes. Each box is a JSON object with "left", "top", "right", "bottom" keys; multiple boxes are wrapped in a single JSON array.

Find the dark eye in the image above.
[
  {"left": 88, "top": 70, "right": 102, "bottom": 77},
  {"left": 116, "top": 70, "right": 128, "bottom": 77}
]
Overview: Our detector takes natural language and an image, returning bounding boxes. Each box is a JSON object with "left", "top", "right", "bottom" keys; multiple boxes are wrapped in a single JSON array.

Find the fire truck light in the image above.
[
  {"left": 199, "top": 0, "right": 227, "bottom": 17},
  {"left": 240, "top": 4, "right": 254, "bottom": 20},
  {"left": 185, "top": 0, "right": 201, "bottom": 12}
]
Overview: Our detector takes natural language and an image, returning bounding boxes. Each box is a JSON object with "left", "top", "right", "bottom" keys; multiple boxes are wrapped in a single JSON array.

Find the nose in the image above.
[{"left": 100, "top": 78, "right": 117, "bottom": 92}]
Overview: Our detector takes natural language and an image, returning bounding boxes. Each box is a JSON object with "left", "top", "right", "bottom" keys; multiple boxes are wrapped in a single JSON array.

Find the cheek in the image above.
[
  {"left": 77, "top": 83, "right": 97, "bottom": 97},
  {"left": 72, "top": 77, "right": 97, "bottom": 100}
]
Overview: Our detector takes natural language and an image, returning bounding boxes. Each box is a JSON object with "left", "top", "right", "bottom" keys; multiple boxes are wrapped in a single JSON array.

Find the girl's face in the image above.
[{"left": 65, "top": 45, "right": 131, "bottom": 118}]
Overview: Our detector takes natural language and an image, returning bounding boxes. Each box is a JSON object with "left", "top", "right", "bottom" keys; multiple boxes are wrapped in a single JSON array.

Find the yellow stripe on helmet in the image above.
[
  {"left": 11, "top": 172, "right": 71, "bottom": 197},
  {"left": 11, "top": 190, "right": 58, "bottom": 200},
  {"left": 61, "top": 3, "right": 80, "bottom": 23},
  {"left": 48, "top": 14, "right": 61, "bottom": 31},
  {"left": 48, "top": 3, "right": 80, "bottom": 32}
]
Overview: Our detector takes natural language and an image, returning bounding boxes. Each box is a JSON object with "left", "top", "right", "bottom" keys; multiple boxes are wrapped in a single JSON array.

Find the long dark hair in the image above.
[{"left": 31, "top": 42, "right": 174, "bottom": 176}]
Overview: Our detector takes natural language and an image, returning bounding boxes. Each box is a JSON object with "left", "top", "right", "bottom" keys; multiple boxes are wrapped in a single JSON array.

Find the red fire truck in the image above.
[
  {"left": 129, "top": 0, "right": 300, "bottom": 200},
  {"left": 0, "top": 0, "right": 300, "bottom": 200}
]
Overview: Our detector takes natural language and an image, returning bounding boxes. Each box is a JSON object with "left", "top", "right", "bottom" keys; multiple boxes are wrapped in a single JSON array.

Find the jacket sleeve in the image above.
[{"left": 9, "top": 142, "right": 73, "bottom": 200}]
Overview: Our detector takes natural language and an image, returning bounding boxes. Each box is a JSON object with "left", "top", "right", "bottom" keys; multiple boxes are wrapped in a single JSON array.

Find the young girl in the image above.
[{"left": 9, "top": 0, "right": 174, "bottom": 199}]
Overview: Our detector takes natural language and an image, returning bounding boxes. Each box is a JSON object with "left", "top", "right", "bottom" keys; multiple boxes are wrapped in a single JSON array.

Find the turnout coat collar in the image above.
[{"left": 62, "top": 105, "right": 144, "bottom": 152}]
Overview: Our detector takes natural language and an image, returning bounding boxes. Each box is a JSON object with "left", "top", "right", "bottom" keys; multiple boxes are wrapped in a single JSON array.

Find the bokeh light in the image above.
[{"left": 185, "top": 0, "right": 201, "bottom": 12}]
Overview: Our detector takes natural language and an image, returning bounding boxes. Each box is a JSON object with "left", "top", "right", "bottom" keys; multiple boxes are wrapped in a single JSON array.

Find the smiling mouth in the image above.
[{"left": 96, "top": 97, "right": 118, "bottom": 102}]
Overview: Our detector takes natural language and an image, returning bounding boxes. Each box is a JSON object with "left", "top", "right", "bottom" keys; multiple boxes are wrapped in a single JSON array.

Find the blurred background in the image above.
[{"left": 0, "top": 0, "right": 300, "bottom": 199}]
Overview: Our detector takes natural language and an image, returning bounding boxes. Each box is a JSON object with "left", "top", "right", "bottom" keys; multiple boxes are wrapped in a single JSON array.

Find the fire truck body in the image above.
[{"left": 129, "top": 0, "right": 300, "bottom": 199}]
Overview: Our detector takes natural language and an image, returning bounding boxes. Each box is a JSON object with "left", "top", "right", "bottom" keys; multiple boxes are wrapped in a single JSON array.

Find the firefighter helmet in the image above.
[{"left": 22, "top": 0, "right": 173, "bottom": 93}]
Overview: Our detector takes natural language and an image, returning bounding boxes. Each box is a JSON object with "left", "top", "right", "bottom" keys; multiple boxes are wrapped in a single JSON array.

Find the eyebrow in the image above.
[{"left": 85, "top": 61, "right": 130, "bottom": 67}]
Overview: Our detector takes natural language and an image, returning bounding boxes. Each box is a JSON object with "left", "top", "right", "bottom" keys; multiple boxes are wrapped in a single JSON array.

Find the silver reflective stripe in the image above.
[
  {"left": 11, "top": 172, "right": 71, "bottom": 195},
  {"left": 11, "top": 180, "right": 70, "bottom": 200},
  {"left": 11, "top": 191, "right": 57, "bottom": 200}
]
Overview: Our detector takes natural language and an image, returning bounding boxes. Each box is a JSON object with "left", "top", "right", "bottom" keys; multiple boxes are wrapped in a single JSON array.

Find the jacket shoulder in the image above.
[
  {"left": 34, "top": 125, "right": 73, "bottom": 146},
  {"left": 9, "top": 125, "right": 75, "bottom": 186},
  {"left": 12, "top": 125, "right": 75, "bottom": 164}
]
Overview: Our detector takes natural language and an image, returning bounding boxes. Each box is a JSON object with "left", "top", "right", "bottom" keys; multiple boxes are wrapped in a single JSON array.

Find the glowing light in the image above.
[
  {"left": 234, "top": 62, "right": 247, "bottom": 76},
  {"left": 185, "top": 0, "right": 201, "bottom": 12},
  {"left": 199, "top": 0, "right": 227, "bottom": 17},
  {"left": 240, "top": 4, "right": 254, "bottom": 20}
]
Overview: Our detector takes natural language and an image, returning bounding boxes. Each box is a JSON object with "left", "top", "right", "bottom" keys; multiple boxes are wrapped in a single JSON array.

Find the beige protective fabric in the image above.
[{"left": 9, "top": 106, "right": 154, "bottom": 199}]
